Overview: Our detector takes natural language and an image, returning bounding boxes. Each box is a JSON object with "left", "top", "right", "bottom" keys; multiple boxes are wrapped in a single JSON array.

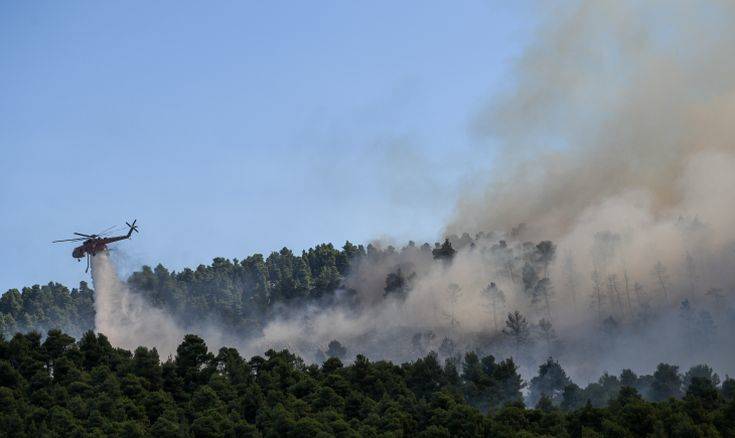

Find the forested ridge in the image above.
[
  {"left": 0, "top": 237, "right": 466, "bottom": 338},
  {"left": 3, "top": 233, "right": 735, "bottom": 436},
  {"left": 0, "top": 282, "right": 95, "bottom": 340},
  {"left": 7, "top": 0, "right": 735, "bottom": 435},
  {"left": 2, "top": 230, "right": 734, "bottom": 363},
  {"left": 1, "top": 329, "right": 734, "bottom": 437}
]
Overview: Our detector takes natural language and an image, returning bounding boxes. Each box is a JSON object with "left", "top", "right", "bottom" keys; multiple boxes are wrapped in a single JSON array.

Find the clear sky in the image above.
[{"left": 1, "top": 1, "right": 535, "bottom": 290}]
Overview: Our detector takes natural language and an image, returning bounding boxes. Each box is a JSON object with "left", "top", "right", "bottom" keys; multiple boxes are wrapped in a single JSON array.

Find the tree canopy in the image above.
[{"left": 1, "top": 329, "right": 734, "bottom": 437}]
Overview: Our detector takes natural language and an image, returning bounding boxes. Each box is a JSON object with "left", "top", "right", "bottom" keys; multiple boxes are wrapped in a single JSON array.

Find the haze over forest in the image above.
[{"left": 2, "top": 2, "right": 735, "bottom": 434}]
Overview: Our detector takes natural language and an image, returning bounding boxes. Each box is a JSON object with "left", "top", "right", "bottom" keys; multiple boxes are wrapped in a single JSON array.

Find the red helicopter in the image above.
[{"left": 53, "top": 220, "right": 139, "bottom": 272}]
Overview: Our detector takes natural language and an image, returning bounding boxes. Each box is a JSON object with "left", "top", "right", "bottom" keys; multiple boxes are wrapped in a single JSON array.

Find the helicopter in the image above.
[{"left": 53, "top": 220, "right": 139, "bottom": 272}]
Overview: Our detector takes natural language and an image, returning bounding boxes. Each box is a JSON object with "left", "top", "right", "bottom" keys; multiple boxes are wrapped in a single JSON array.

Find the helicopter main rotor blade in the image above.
[
  {"left": 96, "top": 225, "right": 119, "bottom": 236},
  {"left": 52, "top": 237, "right": 87, "bottom": 243},
  {"left": 74, "top": 232, "right": 93, "bottom": 238}
]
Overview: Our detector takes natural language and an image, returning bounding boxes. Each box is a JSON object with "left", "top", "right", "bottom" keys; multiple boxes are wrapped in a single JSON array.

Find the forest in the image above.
[
  {"left": 0, "top": 239, "right": 386, "bottom": 338},
  {"left": 5, "top": 0, "right": 735, "bottom": 436},
  {"left": 1, "top": 328, "right": 734, "bottom": 437},
  {"left": 0, "top": 236, "right": 495, "bottom": 340},
  {"left": 2, "top": 231, "right": 735, "bottom": 437},
  {"left": 2, "top": 229, "right": 734, "bottom": 381}
]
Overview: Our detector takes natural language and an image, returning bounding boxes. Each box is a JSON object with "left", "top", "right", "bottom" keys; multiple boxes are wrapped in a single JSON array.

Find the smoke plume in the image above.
[
  {"left": 451, "top": 0, "right": 735, "bottom": 246},
  {"left": 91, "top": 252, "right": 184, "bottom": 357},
  {"left": 92, "top": 0, "right": 735, "bottom": 383},
  {"left": 238, "top": 0, "right": 735, "bottom": 381}
]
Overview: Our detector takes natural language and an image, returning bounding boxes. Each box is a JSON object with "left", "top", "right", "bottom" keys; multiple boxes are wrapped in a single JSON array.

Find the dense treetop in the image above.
[
  {"left": 0, "top": 282, "right": 94, "bottom": 339},
  {"left": 1, "top": 329, "right": 734, "bottom": 437},
  {"left": 2, "top": 233, "right": 735, "bottom": 435}
]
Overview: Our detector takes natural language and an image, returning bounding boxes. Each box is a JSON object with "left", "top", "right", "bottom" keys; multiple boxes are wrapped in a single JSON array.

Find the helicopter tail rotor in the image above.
[{"left": 125, "top": 219, "right": 139, "bottom": 236}]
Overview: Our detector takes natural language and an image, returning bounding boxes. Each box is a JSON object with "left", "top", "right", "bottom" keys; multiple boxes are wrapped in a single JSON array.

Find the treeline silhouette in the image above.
[
  {"left": 1, "top": 237, "right": 477, "bottom": 337},
  {"left": 2, "top": 231, "right": 731, "bottom": 376},
  {"left": 1, "top": 329, "right": 734, "bottom": 437},
  {"left": 0, "top": 282, "right": 95, "bottom": 339}
]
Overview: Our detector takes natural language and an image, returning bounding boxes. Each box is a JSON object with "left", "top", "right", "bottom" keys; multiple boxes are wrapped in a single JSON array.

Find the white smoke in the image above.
[
  {"left": 235, "top": 0, "right": 735, "bottom": 381},
  {"left": 89, "top": 0, "right": 735, "bottom": 383},
  {"left": 91, "top": 252, "right": 185, "bottom": 357}
]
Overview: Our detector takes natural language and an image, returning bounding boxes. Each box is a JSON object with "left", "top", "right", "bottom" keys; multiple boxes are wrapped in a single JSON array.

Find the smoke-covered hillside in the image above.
[
  {"left": 2, "top": 227, "right": 734, "bottom": 385},
  {"left": 4, "top": 0, "right": 735, "bottom": 386},
  {"left": 7, "top": 1, "right": 735, "bottom": 435}
]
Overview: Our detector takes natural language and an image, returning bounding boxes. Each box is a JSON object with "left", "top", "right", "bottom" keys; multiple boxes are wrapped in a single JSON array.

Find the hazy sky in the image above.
[{"left": 1, "top": 1, "right": 534, "bottom": 289}]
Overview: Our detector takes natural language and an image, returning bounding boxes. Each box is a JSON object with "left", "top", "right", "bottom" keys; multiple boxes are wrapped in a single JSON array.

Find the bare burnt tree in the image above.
[
  {"left": 442, "top": 283, "right": 462, "bottom": 330},
  {"left": 679, "top": 299, "right": 697, "bottom": 351},
  {"left": 491, "top": 240, "right": 516, "bottom": 284},
  {"left": 622, "top": 270, "right": 633, "bottom": 316},
  {"left": 606, "top": 274, "right": 624, "bottom": 318},
  {"left": 590, "top": 269, "right": 605, "bottom": 321},
  {"left": 482, "top": 281, "right": 505, "bottom": 331},
  {"left": 562, "top": 253, "right": 579, "bottom": 309},
  {"left": 591, "top": 231, "right": 621, "bottom": 272},
  {"left": 634, "top": 282, "right": 648, "bottom": 309},
  {"left": 652, "top": 261, "right": 671, "bottom": 305},
  {"left": 684, "top": 252, "right": 699, "bottom": 296}
]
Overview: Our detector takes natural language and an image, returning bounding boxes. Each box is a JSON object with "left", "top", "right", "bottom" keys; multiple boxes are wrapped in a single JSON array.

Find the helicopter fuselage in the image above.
[
  {"left": 72, "top": 239, "right": 105, "bottom": 259},
  {"left": 71, "top": 235, "right": 130, "bottom": 259}
]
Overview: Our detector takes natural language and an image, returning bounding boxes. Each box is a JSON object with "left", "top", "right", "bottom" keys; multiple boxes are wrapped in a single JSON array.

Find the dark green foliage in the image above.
[
  {"left": 1, "top": 237, "right": 568, "bottom": 348},
  {"left": 431, "top": 239, "right": 456, "bottom": 261},
  {"left": 2, "top": 235, "right": 733, "bottom": 435},
  {"left": 528, "top": 357, "right": 572, "bottom": 407},
  {"left": 1, "top": 242, "right": 365, "bottom": 339},
  {"left": 384, "top": 268, "right": 416, "bottom": 298},
  {"left": 0, "top": 282, "right": 94, "bottom": 338},
  {"left": 651, "top": 363, "right": 683, "bottom": 401},
  {"left": 325, "top": 340, "right": 347, "bottom": 360},
  {"left": 683, "top": 364, "right": 720, "bottom": 390},
  {"left": 1, "top": 240, "right": 433, "bottom": 340},
  {"left": 0, "top": 329, "right": 734, "bottom": 436},
  {"left": 721, "top": 376, "right": 735, "bottom": 401},
  {"left": 460, "top": 352, "right": 524, "bottom": 412},
  {"left": 503, "top": 310, "right": 531, "bottom": 352}
]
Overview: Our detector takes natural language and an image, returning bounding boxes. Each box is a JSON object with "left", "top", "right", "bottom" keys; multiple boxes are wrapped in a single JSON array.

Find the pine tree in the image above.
[
  {"left": 432, "top": 239, "right": 456, "bottom": 261},
  {"left": 442, "top": 283, "right": 462, "bottom": 330},
  {"left": 562, "top": 254, "right": 579, "bottom": 309},
  {"left": 537, "top": 318, "right": 557, "bottom": 350},
  {"left": 503, "top": 311, "right": 531, "bottom": 353},
  {"left": 590, "top": 270, "right": 605, "bottom": 321},
  {"left": 482, "top": 282, "right": 505, "bottom": 331},
  {"left": 325, "top": 340, "right": 347, "bottom": 360},
  {"left": 529, "top": 358, "right": 572, "bottom": 406},
  {"left": 534, "top": 278, "right": 553, "bottom": 319}
]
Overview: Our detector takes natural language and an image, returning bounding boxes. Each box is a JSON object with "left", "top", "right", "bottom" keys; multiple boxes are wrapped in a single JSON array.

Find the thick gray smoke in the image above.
[
  {"left": 91, "top": 252, "right": 185, "bottom": 357},
  {"left": 92, "top": 0, "right": 735, "bottom": 383},
  {"left": 241, "top": 0, "right": 735, "bottom": 381},
  {"left": 451, "top": 0, "right": 735, "bottom": 246},
  {"left": 441, "top": 0, "right": 735, "bottom": 378}
]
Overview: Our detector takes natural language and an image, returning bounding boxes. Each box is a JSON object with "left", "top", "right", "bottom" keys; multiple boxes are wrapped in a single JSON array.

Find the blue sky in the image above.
[{"left": 1, "top": 1, "right": 535, "bottom": 289}]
